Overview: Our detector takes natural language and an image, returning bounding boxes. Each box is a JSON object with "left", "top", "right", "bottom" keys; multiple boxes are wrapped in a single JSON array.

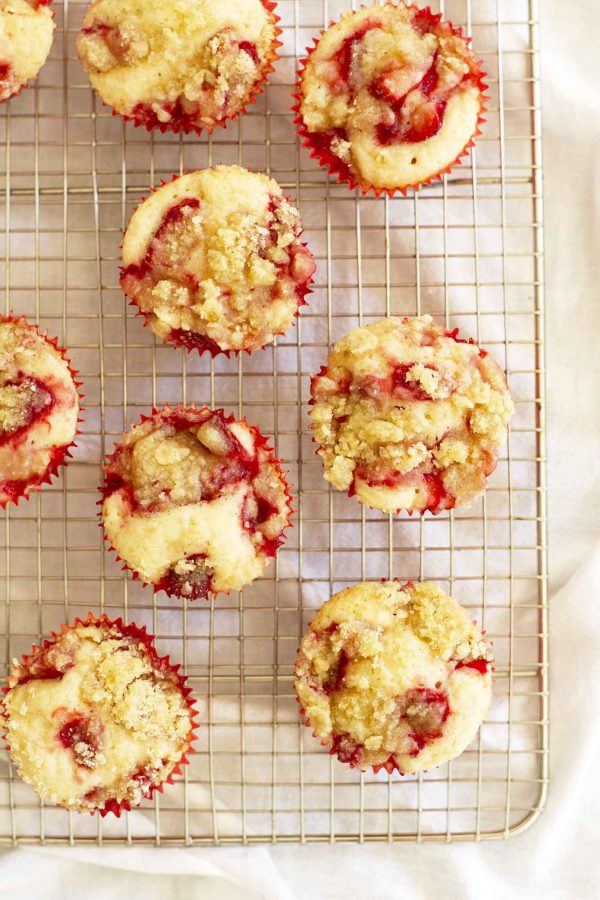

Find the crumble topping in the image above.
[
  {"left": 295, "top": 580, "right": 493, "bottom": 773},
  {"left": 76, "top": 0, "right": 277, "bottom": 132},
  {"left": 2, "top": 620, "right": 193, "bottom": 812},
  {"left": 298, "top": 2, "right": 484, "bottom": 190},
  {"left": 101, "top": 406, "right": 292, "bottom": 599},
  {"left": 310, "top": 315, "right": 514, "bottom": 514},
  {"left": 0, "top": 0, "right": 55, "bottom": 101},
  {"left": 121, "top": 167, "right": 315, "bottom": 354},
  {"left": 0, "top": 318, "right": 79, "bottom": 505}
]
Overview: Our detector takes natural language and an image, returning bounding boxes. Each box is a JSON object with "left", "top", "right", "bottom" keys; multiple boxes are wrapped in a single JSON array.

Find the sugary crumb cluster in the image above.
[
  {"left": 76, "top": 0, "right": 278, "bottom": 133},
  {"left": 101, "top": 406, "right": 292, "bottom": 599},
  {"left": 2, "top": 619, "right": 194, "bottom": 812},
  {"left": 0, "top": 317, "right": 79, "bottom": 506},
  {"left": 298, "top": 1, "right": 484, "bottom": 191},
  {"left": 310, "top": 315, "right": 514, "bottom": 514},
  {"left": 121, "top": 166, "right": 316, "bottom": 355},
  {"left": 0, "top": 0, "right": 55, "bottom": 102},
  {"left": 295, "top": 580, "right": 493, "bottom": 773}
]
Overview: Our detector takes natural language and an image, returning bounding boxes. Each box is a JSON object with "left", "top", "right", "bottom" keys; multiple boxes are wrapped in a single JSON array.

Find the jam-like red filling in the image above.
[
  {"left": 373, "top": 55, "right": 447, "bottom": 146},
  {"left": 157, "top": 553, "right": 213, "bottom": 601},
  {"left": 331, "top": 733, "right": 364, "bottom": 767},
  {"left": 332, "top": 18, "right": 381, "bottom": 84},
  {"left": 167, "top": 330, "right": 223, "bottom": 356},
  {"left": 16, "top": 664, "right": 71, "bottom": 687},
  {"left": 0, "top": 61, "right": 12, "bottom": 82},
  {"left": 455, "top": 658, "right": 491, "bottom": 675},
  {"left": 352, "top": 464, "right": 453, "bottom": 513},
  {"left": 238, "top": 40, "right": 259, "bottom": 65},
  {"left": 81, "top": 22, "right": 129, "bottom": 63},
  {"left": 14, "top": 641, "right": 75, "bottom": 686},
  {"left": 57, "top": 713, "right": 104, "bottom": 769},
  {"left": 0, "top": 375, "right": 55, "bottom": 446},
  {"left": 399, "top": 686, "right": 450, "bottom": 756},
  {"left": 391, "top": 364, "right": 435, "bottom": 402}
]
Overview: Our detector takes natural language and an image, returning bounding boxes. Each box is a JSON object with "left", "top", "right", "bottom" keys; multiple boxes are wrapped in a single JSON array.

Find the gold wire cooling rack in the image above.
[{"left": 0, "top": 0, "right": 547, "bottom": 845}]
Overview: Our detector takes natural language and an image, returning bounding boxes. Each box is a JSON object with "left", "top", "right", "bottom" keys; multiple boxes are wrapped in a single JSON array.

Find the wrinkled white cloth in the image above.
[{"left": 1, "top": 0, "right": 598, "bottom": 897}]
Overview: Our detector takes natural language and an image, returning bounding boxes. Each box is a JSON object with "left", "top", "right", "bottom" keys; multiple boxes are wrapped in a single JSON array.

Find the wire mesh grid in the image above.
[{"left": 0, "top": 0, "right": 547, "bottom": 844}]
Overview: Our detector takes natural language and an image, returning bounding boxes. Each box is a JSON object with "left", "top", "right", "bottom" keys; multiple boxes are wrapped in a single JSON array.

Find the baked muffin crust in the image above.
[
  {"left": 0, "top": 316, "right": 80, "bottom": 506},
  {"left": 77, "top": 0, "right": 279, "bottom": 133},
  {"left": 121, "top": 167, "right": 315, "bottom": 354},
  {"left": 310, "top": 316, "right": 513, "bottom": 514},
  {"left": 297, "top": 1, "right": 484, "bottom": 192},
  {"left": 101, "top": 406, "right": 292, "bottom": 599},
  {"left": 2, "top": 618, "right": 195, "bottom": 812},
  {"left": 295, "top": 580, "right": 493, "bottom": 773}
]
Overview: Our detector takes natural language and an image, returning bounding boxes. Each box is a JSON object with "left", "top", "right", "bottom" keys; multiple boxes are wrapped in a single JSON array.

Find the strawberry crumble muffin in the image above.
[
  {"left": 120, "top": 166, "right": 316, "bottom": 355},
  {"left": 295, "top": 580, "right": 493, "bottom": 773},
  {"left": 296, "top": 1, "right": 486, "bottom": 194},
  {"left": 1, "top": 615, "right": 196, "bottom": 814},
  {"left": 101, "top": 406, "right": 292, "bottom": 599},
  {"left": 0, "top": 0, "right": 55, "bottom": 103},
  {"left": 0, "top": 315, "right": 80, "bottom": 507},
  {"left": 310, "top": 316, "right": 513, "bottom": 514},
  {"left": 76, "top": 0, "right": 280, "bottom": 134}
]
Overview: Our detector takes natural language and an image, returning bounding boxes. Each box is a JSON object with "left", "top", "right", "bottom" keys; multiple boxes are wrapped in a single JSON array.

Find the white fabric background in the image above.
[{"left": 1, "top": 2, "right": 598, "bottom": 897}]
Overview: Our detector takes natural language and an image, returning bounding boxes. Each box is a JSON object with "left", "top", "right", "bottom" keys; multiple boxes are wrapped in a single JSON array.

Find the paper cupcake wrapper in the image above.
[
  {"left": 99, "top": 405, "right": 294, "bottom": 601},
  {"left": 0, "top": 612, "right": 199, "bottom": 817},
  {"left": 120, "top": 168, "right": 315, "bottom": 358},
  {"left": 292, "top": 2, "right": 488, "bottom": 198},
  {"left": 97, "top": 0, "right": 282, "bottom": 136},
  {"left": 0, "top": 312, "right": 85, "bottom": 509},
  {"left": 0, "top": 1, "right": 56, "bottom": 105}
]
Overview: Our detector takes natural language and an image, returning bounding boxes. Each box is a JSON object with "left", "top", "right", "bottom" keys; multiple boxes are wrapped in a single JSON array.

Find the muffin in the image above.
[
  {"left": 295, "top": 580, "right": 493, "bottom": 774},
  {"left": 120, "top": 166, "right": 316, "bottom": 355},
  {"left": 310, "top": 316, "right": 513, "bottom": 514},
  {"left": 295, "top": 1, "right": 486, "bottom": 195},
  {"left": 1, "top": 614, "right": 196, "bottom": 815},
  {"left": 100, "top": 406, "right": 292, "bottom": 599},
  {"left": 76, "top": 0, "right": 280, "bottom": 134},
  {"left": 0, "top": 0, "right": 55, "bottom": 103},
  {"left": 0, "top": 315, "right": 81, "bottom": 507}
]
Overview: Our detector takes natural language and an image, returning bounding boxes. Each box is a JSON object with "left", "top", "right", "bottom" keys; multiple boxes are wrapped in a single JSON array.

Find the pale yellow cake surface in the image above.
[
  {"left": 2, "top": 622, "right": 193, "bottom": 811},
  {"left": 299, "top": 2, "right": 482, "bottom": 189},
  {"left": 76, "top": 0, "right": 276, "bottom": 128},
  {"left": 0, "top": 0, "right": 55, "bottom": 101},
  {"left": 101, "top": 409, "right": 290, "bottom": 594},
  {"left": 310, "top": 315, "right": 514, "bottom": 513},
  {"left": 121, "top": 166, "right": 315, "bottom": 353},
  {"left": 0, "top": 320, "right": 79, "bottom": 489},
  {"left": 295, "top": 581, "right": 493, "bottom": 773}
]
